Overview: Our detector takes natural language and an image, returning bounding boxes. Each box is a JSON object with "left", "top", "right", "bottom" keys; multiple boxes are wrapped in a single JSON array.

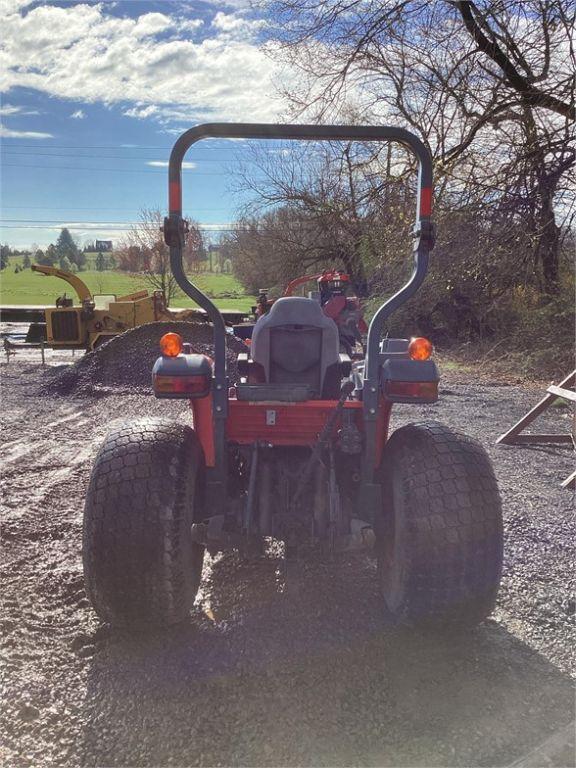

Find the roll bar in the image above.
[{"left": 164, "top": 123, "right": 435, "bottom": 484}]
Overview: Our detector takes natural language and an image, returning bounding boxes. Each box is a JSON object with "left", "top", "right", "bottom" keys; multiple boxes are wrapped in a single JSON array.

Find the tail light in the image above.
[
  {"left": 152, "top": 352, "right": 213, "bottom": 399},
  {"left": 153, "top": 373, "right": 211, "bottom": 397},
  {"left": 380, "top": 358, "right": 439, "bottom": 404},
  {"left": 384, "top": 380, "right": 438, "bottom": 402}
]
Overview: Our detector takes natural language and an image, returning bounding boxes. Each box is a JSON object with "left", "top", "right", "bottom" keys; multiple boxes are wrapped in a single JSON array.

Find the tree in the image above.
[
  {"left": 118, "top": 208, "right": 203, "bottom": 304},
  {"left": 230, "top": 139, "right": 399, "bottom": 294},
  {"left": 269, "top": 0, "right": 575, "bottom": 294},
  {"left": 117, "top": 244, "right": 150, "bottom": 273},
  {"left": 22, "top": 253, "right": 31, "bottom": 269},
  {"left": 224, "top": 198, "right": 370, "bottom": 295},
  {"left": 0, "top": 244, "right": 10, "bottom": 270},
  {"left": 55, "top": 228, "right": 86, "bottom": 269},
  {"left": 95, "top": 251, "right": 106, "bottom": 271},
  {"left": 35, "top": 245, "right": 57, "bottom": 266},
  {"left": 55, "top": 227, "right": 78, "bottom": 261},
  {"left": 59, "top": 255, "right": 73, "bottom": 272},
  {"left": 183, "top": 224, "right": 205, "bottom": 272}
]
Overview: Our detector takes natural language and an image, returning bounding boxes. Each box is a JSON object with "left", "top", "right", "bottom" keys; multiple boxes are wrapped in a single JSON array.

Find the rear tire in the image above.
[
  {"left": 376, "top": 421, "right": 503, "bottom": 626},
  {"left": 83, "top": 418, "right": 205, "bottom": 630}
]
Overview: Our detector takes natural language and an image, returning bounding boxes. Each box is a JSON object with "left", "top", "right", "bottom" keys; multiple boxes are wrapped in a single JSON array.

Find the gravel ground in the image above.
[
  {"left": 40, "top": 321, "right": 246, "bottom": 395},
  {"left": 1, "top": 341, "right": 574, "bottom": 768}
]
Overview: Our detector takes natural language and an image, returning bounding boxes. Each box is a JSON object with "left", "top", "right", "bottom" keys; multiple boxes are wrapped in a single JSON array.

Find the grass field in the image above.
[{"left": 0, "top": 265, "right": 255, "bottom": 312}]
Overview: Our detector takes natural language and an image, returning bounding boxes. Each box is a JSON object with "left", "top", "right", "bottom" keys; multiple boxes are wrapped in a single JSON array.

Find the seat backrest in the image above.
[{"left": 251, "top": 297, "right": 339, "bottom": 397}]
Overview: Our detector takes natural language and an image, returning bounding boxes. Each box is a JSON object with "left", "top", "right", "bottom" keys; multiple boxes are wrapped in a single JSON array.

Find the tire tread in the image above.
[
  {"left": 83, "top": 417, "right": 204, "bottom": 629},
  {"left": 379, "top": 420, "right": 503, "bottom": 625}
]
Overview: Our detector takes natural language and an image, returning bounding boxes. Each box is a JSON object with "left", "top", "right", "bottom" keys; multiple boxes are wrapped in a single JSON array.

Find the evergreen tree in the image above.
[
  {"left": 46, "top": 244, "right": 57, "bottom": 264},
  {"left": 0, "top": 244, "right": 10, "bottom": 270},
  {"left": 22, "top": 253, "right": 32, "bottom": 269},
  {"left": 36, "top": 244, "right": 57, "bottom": 266},
  {"left": 95, "top": 251, "right": 106, "bottom": 271},
  {"left": 55, "top": 228, "right": 83, "bottom": 267},
  {"left": 59, "top": 255, "right": 73, "bottom": 272}
]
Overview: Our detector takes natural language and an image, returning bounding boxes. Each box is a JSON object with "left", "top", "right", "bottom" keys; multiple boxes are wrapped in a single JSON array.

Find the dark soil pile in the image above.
[{"left": 42, "top": 321, "right": 247, "bottom": 395}]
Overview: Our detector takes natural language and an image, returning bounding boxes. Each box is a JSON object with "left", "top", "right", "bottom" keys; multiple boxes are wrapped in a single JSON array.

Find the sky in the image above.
[{"left": 0, "top": 0, "right": 294, "bottom": 249}]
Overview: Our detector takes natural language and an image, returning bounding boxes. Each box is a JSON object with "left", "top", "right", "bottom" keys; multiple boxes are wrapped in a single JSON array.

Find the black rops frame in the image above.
[{"left": 163, "top": 123, "right": 435, "bottom": 510}]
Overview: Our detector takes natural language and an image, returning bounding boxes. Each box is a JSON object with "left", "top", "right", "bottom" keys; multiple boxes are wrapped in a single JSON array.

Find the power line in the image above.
[
  {"left": 1, "top": 142, "right": 168, "bottom": 150},
  {"left": 1, "top": 151, "right": 259, "bottom": 163},
  {"left": 1, "top": 219, "right": 147, "bottom": 223},
  {"left": 0, "top": 205, "right": 230, "bottom": 211},
  {"left": 1, "top": 163, "right": 234, "bottom": 175},
  {"left": 1, "top": 219, "right": 231, "bottom": 224},
  {"left": 0, "top": 142, "right": 290, "bottom": 151},
  {"left": 0, "top": 223, "right": 236, "bottom": 231}
]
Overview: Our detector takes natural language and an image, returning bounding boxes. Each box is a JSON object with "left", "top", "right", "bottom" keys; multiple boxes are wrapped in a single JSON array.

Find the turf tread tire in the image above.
[
  {"left": 377, "top": 421, "right": 503, "bottom": 626},
  {"left": 83, "top": 418, "right": 205, "bottom": 630}
]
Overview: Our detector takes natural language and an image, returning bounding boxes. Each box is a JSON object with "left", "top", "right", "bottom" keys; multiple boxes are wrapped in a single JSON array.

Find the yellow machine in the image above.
[{"left": 32, "top": 264, "right": 200, "bottom": 350}]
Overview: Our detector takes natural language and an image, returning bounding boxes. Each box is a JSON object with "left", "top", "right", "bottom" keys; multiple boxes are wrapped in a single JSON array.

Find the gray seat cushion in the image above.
[{"left": 250, "top": 297, "right": 340, "bottom": 396}]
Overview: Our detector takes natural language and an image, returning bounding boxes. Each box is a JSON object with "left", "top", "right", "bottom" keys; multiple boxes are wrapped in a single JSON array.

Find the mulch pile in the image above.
[{"left": 42, "top": 321, "right": 247, "bottom": 395}]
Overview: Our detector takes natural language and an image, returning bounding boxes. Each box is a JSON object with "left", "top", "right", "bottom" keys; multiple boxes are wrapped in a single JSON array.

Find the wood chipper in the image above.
[
  {"left": 32, "top": 264, "right": 204, "bottom": 350},
  {"left": 83, "top": 123, "right": 503, "bottom": 631}
]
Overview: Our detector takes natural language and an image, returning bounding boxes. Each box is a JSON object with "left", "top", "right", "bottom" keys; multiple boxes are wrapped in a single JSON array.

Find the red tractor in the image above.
[
  {"left": 83, "top": 124, "right": 503, "bottom": 631},
  {"left": 237, "top": 269, "right": 368, "bottom": 356}
]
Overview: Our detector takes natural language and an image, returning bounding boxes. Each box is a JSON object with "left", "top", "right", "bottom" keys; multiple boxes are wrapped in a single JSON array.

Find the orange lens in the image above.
[
  {"left": 408, "top": 336, "right": 433, "bottom": 361},
  {"left": 160, "top": 332, "right": 183, "bottom": 357}
]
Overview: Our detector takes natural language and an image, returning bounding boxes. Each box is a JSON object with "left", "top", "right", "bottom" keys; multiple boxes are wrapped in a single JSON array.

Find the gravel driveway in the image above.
[{"left": 1, "top": 347, "right": 574, "bottom": 767}]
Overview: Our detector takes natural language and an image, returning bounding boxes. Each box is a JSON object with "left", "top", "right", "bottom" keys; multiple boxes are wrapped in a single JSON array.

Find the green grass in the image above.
[{"left": 0, "top": 267, "right": 255, "bottom": 312}]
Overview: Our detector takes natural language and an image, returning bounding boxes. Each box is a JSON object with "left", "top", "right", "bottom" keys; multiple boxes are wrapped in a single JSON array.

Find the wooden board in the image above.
[{"left": 496, "top": 370, "right": 575, "bottom": 491}]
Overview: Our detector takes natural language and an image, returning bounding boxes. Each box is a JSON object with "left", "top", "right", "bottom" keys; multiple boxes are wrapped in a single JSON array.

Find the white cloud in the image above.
[
  {"left": 0, "top": 2, "right": 292, "bottom": 125},
  {"left": 124, "top": 105, "right": 160, "bottom": 119},
  {"left": 180, "top": 18, "right": 204, "bottom": 34},
  {"left": 0, "top": 103, "right": 40, "bottom": 116},
  {"left": 0, "top": 104, "right": 22, "bottom": 116},
  {"left": 132, "top": 12, "right": 175, "bottom": 39},
  {"left": 3, "top": 0, "right": 35, "bottom": 12},
  {"left": 0, "top": 124, "right": 53, "bottom": 138},
  {"left": 147, "top": 160, "right": 197, "bottom": 169},
  {"left": 70, "top": 109, "right": 85, "bottom": 119},
  {"left": 211, "top": 11, "right": 266, "bottom": 38}
]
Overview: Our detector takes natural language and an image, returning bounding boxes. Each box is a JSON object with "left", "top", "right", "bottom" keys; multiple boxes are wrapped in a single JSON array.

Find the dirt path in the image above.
[{"left": 1, "top": 353, "right": 574, "bottom": 767}]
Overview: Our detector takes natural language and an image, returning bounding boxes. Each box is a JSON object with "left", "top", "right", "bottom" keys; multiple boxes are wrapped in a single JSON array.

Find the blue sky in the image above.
[{"left": 0, "top": 0, "right": 292, "bottom": 249}]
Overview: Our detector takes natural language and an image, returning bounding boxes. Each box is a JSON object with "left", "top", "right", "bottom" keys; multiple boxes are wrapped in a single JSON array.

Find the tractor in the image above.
[
  {"left": 83, "top": 124, "right": 503, "bottom": 631},
  {"left": 234, "top": 268, "right": 368, "bottom": 356}
]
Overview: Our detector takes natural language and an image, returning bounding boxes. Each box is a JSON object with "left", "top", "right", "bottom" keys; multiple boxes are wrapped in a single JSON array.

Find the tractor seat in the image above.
[{"left": 249, "top": 296, "right": 341, "bottom": 399}]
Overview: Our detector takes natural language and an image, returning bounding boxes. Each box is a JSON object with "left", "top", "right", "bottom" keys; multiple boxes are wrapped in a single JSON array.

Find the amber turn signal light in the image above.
[
  {"left": 160, "top": 332, "right": 183, "bottom": 357},
  {"left": 408, "top": 336, "right": 433, "bottom": 360}
]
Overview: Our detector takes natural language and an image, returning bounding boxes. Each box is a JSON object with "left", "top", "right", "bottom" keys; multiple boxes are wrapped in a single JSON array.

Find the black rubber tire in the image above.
[
  {"left": 83, "top": 418, "right": 205, "bottom": 630},
  {"left": 376, "top": 421, "right": 503, "bottom": 627}
]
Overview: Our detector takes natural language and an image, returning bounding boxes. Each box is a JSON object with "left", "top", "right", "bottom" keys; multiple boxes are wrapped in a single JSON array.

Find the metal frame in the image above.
[
  {"left": 164, "top": 122, "right": 435, "bottom": 501},
  {"left": 497, "top": 370, "right": 576, "bottom": 490}
]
